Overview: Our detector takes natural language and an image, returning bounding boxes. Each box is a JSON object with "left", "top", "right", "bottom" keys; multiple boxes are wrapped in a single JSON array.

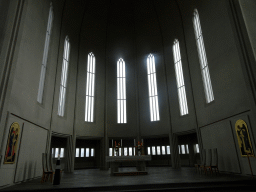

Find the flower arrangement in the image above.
[
  {"left": 114, "top": 141, "right": 121, "bottom": 156},
  {"left": 114, "top": 141, "right": 120, "bottom": 151},
  {"left": 136, "top": 141, "right": 143, "bottom": 149},
  {"left": 136, "top": 141, "right": 144, "bottom": 156}
]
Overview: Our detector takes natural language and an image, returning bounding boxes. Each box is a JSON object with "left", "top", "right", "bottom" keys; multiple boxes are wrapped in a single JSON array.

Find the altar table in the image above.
[{"left": 106, "top": 155, "right": 152, "bottom": 176}]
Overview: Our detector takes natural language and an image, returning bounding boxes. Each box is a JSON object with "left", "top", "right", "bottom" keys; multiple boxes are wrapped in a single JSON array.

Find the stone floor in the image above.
[{"left": 1, "top": 167, "right": 255, "bottom": 192}]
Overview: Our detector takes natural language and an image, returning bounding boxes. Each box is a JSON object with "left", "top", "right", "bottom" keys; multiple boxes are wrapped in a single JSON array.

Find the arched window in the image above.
[
  {"left": 58, "top": 36, "right": 70, "bottom": 116},
  {"left": 117, "top": 58, "right": 127, "bottom": 124},
  {"left": 147, "top": 54, "right": 160, "bottom": 121},
  {"left": 37, "top": 3, "right": 53, "bottom": 103},
  {"left": 172, "top": 39, "right": 188, "bottom": 116},
  {"left": 85, "top": 52, "right": 96, "bottom": 122},
  {"left": 193, "top": 9, "right": 214, "bottom": 103}
]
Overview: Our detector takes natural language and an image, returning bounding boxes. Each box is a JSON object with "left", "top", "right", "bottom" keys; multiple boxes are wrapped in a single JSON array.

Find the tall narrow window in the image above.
[
  {"left": 55, "top": 148, "right": 59, "bottom": 158},
  {"left": 195, "top": 144, "right": 200, "bottom": 153},
  {"left": 81, "top": 148, "right": 85, "bottom": 157},
  {"left": 186, "top": 144, "right": 189, "bottom": 154},
  {"left": 193, "top": 9, "right": 214, "bottom": 103},
  {"left": 147, "top": 147, "right": 151, "bottom": 155},
  {"left": 162, "top": 146, "right": 166, "bottom": 155},
  {"left": 129, "top": 147, "right": 132, "bottom": 156},
  {"left": 85, "top": 53, "right": 96, "bottom": 122},
  {"left": 52, "top": 148, "right": 55, "bottom": 157},
  {"left": 60, "top": 148, "right": 64, "bottom": 158},
  {"left": 152, "top": 146, "right": 156, "bottom": 155},
  {"left": 109, "top": 148, "right": 113, "bottom": 156},
  {"left": 86, "top": 148, "right": 90, "bottom": 157},
  {"left": 58, "top": 36, "right": 70, "bottom": 116},
  {"left": 157, "top": 146, "right": 161, "bottom": 155},
  {"left": 173, "top": 39, "right": 188, "bottom": 116},
  {"left": 147, "top": 54, "right": 160, "bottom": 121},
  {"left": 117, "top": 58, "right": 127, "bottom": 123},
  {"left": 166, "top": 145, "right": 171, "bottom": 155},
  {"left": 181, "top": 145, "right": 186, "bottom": 154},
  {"left": 91, "top": 148, "right": 95, "bottom": 157},
  {"left": 76, "top": 148, "right": 80, "bottom": 157},
  {"left": 37, "top": 4, "right": 53, "bottom": 103},
  {"left": 124, "top": 147, "right": 127, "bottom": 156}
]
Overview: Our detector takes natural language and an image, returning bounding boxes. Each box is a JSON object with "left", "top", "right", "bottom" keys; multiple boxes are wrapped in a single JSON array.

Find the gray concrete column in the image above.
[{"left": 170, "top": 133, "right": 181, "bottom": 168}]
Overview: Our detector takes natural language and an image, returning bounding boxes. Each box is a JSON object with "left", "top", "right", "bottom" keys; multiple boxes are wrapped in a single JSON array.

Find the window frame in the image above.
[
  {"left": 147, "top": 54, "right": 160, "bottom": 121},
  {"left": 172, "top": 39, "right": 189, "bottom": 116},
  {"left": 117, "top": 58, "right": 127, "bottom": 124},
  {"left": 58, "top": 36, "right": 70, "bottom": 117},
  {"left": 37, "top": 3, "right": 54, "bottom": 103},
  {"left": 85, "top": 52, "right": 96, "bottom": 122},
  {"left": 193, "top": 9, "right": 214, "bottom": 103}
]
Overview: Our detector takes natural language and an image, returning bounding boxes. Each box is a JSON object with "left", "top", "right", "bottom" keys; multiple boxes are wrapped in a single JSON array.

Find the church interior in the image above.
[{"left": 0, "top": 0, "right": 256, "bottom": 191}]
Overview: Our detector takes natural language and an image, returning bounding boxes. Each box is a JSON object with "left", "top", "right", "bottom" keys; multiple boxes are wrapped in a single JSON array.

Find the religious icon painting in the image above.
[
  {"left": 235, "top": 119, "right": 254, "bottom": 157},
  {"left": 4, "top": 122, "right": 20, "bottom": 164}
]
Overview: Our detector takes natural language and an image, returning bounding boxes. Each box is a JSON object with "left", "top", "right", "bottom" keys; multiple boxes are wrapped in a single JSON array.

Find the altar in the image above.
[{"left": 106, "top": 155, "right": 152, "bottom": 176}]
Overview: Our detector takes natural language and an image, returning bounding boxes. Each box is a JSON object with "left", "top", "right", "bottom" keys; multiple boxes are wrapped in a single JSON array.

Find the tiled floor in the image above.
[{"left": 1, "top": 167, "right": 254, "bottom": 191}]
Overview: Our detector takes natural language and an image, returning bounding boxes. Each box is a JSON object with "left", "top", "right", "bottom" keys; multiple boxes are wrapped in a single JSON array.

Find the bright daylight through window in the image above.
[
  {"left": 147, "top": 54, "right": 160, "bottom": 121},
  {"left": 193, "top": 9, "right": 214, "bottom": 103},
  {"left": 58, "top": 36, "right": 70, "bottom": 116},
  {"left": 85, "top": 52, "right": 96, "bottom": 122},
  {"left": 37, "top": 3, "right": 53, "bottom": 103},
  {"left": 173, "top": 39, "right": 188, "bottom": 116},
  {"left": 117, "top": 58, "right": 127, "bottom": 123}
]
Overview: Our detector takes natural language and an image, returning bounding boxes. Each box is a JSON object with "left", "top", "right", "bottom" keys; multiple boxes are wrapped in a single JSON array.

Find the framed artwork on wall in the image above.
[
  {"left": 4, "top": 122, "right": 20, "bottom": 164},
  {"left": 235, "top": 119, "right": 254, "bottom": 157}
]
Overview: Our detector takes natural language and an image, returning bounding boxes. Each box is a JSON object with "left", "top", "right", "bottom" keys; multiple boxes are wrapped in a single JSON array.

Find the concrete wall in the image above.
[
  {"left": 75, "top": 1, "right": 107, "bottom": 137},
  {"left": 0, "top": 0, "right": 83, "bottom": 187},
  {"left": 177, "top": 0, "right": 256, "bottom": 174},
  {"left": 0, "top": 0, "right": 12, "bottom": 81},
  {"left": 0, "top": 0, "right": 22, "bottom": 147},
  {"left": 105, "top": 0, "right": 138, "bottom": 138},
  {"left": 134, "top": 0, "right": 171, "bottom": 137},
  {"left": 1, "top": 0, "right": 256, "bottom": 186},
  {"left": 50, "top": 0, "right": 85, "bottom": 135},
  {"left": 0, "top": 114, "right": 47, "bottom": 186},
  {"left": 7, "top": 0, "right": 64, "bottom": 129},
  {"left": 74, "top": 139, "right": 101, "bottom": 169},
  {"left": 155, "top": 0, "right": 197, "bottom": 135},
  {"left": 239, "top": 0, "right": 256, "bottom": 61}
]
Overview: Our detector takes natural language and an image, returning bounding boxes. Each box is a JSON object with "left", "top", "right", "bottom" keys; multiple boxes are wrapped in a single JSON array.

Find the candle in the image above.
[
  {"left": 142, "top": 139, "right": 143, "bottom": 144},
  {"left": 121, "top": 139, "right": 122, "bottom": 147},
  {"left": 112, "top": 139, "right": 113, "bottom": 147},
  {"left": 134, "top": 139, "right": 136, "bottom": 146}
]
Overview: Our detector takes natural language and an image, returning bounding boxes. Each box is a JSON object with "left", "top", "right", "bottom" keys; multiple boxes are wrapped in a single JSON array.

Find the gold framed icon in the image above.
[
  {"left": 235, "top": 119, "right": 254, "bottom": 157},
  {"left": 4, "top": 122, "right": 20, "bottom": 164}
]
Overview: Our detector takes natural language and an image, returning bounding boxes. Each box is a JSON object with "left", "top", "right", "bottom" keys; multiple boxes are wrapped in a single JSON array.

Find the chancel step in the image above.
[{"left": 113, "top": 171, "right": 148, "bottom": 176}]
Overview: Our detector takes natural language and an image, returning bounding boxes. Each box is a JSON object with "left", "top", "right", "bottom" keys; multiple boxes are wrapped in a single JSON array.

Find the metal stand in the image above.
[
  {"left": 53, "top": 159, "right": 61, "bottom": 185},
  {"left": 246, "top": 153, "right": 254, "bottom": 179}
]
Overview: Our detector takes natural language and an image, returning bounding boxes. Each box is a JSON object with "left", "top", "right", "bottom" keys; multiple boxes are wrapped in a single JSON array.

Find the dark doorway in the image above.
[
  {"left": 75, "top": 139, "right": 100, "bottom": 169},
  {"left": 51, "top": 136, "right": 68, "bottom": 171},
  {"left": 177, "top": 133, "right": 200, "bottom": 167},
  {"left": 143, "top": 137, "right": 171, "bottom": 167}
]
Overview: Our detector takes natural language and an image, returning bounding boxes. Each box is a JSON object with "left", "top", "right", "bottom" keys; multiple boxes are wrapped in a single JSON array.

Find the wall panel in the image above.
[
  {"left": 14, "top": 123, "right": 47, "bottom": 182},
  {"left": 201, "top": 120, "right": 240, "bottom": 173}
]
